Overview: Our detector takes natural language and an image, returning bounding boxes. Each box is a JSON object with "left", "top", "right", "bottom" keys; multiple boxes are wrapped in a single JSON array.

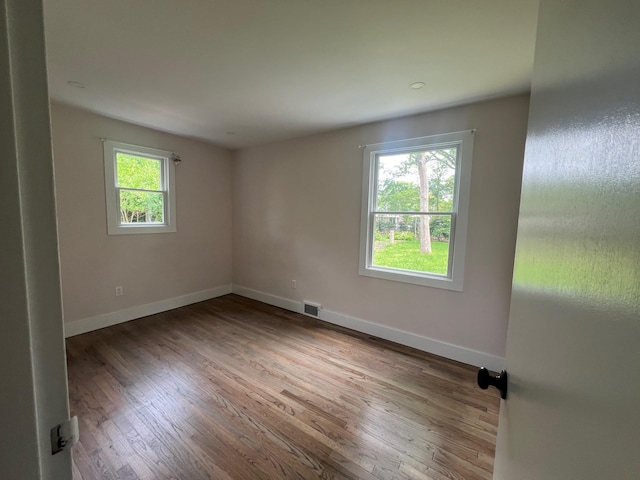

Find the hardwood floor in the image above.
[{"left": 67, "top": 294, "right": 500, "bottom": 480}]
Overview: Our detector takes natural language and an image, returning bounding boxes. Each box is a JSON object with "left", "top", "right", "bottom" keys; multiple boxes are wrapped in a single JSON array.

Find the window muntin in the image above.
[
  {"left": 103, "top": 140, "right": 176, "bottom": 234},
  {"left": 359, "top": 131, "right": 473, "bottom": 290}
]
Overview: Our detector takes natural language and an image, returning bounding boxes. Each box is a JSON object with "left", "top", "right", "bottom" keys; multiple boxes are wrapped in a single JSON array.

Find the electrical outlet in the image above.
[
  {"left": 115, "top": 286, "right": 123, "bottom": 296},
  {"left": 291, "top": 280, "right": 297, "bottom": 289}
]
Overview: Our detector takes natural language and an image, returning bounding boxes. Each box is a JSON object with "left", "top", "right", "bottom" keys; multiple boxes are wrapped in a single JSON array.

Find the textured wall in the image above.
[{"left": 494, "top": 0, "right": 640, "bottom": 478}]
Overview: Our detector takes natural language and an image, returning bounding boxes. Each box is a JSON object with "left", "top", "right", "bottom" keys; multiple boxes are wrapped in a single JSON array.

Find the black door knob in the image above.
[{"left": 477, "top": 367, "right": 508, "bottom": 399}]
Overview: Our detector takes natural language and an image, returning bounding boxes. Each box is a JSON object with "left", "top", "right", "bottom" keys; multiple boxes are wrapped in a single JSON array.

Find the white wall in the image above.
[
  {"left": 494, "top": 1, "right": 640, "bottom": 477},
  {"left": 51, "top": 103, "right": 233, "bottom": 327},
  {"left": 1, "top": 1, "right": 71, "bottom": 478},
  {"left": 233, "top": 94, "right": 529, "bottom": 363}
]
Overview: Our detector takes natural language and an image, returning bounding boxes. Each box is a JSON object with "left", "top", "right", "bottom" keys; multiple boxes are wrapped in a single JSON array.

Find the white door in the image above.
[
  {"left": 493, "top": 1, "right": 640, "bottom": 478},
  {"left": 0, "top": 0, "right": 72, "bottom": 478}
]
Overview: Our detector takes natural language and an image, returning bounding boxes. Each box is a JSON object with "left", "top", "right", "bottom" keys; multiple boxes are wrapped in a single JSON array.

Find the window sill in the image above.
[
  {"left": 359, "top": 265, "right": 463, "bottom": 291},
  {"left": 107, "top": 224, "right": 176, "bottom": 235}
]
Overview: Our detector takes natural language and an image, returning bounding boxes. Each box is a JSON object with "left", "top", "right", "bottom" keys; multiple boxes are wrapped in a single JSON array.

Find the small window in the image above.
[
  {"left": 103, "top": 140, "right": 177, "bottom": 234},
  {"left": 359, "top": 130, "right": 474, "bottom": 290}
]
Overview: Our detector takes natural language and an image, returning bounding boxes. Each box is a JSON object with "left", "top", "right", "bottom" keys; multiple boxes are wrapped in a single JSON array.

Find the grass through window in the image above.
[{"left": 373, "top": 240, "right": 449, "bottom": 275}]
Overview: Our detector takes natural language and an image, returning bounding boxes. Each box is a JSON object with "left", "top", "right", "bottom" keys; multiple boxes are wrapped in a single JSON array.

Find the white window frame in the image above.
[
  {"left": 103, "top": 140, "right": 177, "bottom": 235},
  {"left": 359, "top": 130, "right": 474, "bottom": 291}
]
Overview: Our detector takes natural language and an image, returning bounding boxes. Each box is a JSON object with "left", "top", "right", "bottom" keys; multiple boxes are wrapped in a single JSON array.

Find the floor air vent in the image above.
[{"left": 303, "top": 301, "right": 321, "bottom": 318}]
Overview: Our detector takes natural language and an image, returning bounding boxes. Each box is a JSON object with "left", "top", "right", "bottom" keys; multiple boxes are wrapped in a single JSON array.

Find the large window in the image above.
[
  {"left": 103, "top": 140, "right": 177, "bottom": 234},
  {"left": 359, "top": 130, "right": 474, "bottom": 290}
]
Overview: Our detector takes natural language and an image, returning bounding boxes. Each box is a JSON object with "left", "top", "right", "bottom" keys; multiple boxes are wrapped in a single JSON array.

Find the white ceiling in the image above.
[{"left": 44, "top": 0, "right": 539, "bottom": 149}]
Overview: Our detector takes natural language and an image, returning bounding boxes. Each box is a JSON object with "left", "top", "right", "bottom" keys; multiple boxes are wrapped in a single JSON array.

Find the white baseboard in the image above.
[
  {"left": 64, "top": 283, "right": 505, "bottom": 371},
  {"left": 232, "top": 285, "right": 505, "bottom": 371},
  {"left": 64, "top": 284, "right": 233, "bottom": 338},
  {"left": 232, "top": 285, "right": 302, "bottom": 314}
]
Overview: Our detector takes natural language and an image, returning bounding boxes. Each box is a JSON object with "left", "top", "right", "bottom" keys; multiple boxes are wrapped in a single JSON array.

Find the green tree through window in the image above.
[
  {"left": 116, "top": 153, "right": 164, "bottom": 224},
  {"left": 103, "top": 140, "right": 177, "bottom": 235},
  {"left": 359, "top": 130, "right": 473, "bottom": 290}
]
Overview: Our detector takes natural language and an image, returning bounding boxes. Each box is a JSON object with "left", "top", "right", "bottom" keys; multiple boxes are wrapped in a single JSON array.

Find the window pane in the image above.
[
  {"left": 116, "top": 153, "right": 162, "bottom": 190},
  {"left": 119, "top": 190, "right": 164, "bottom": 224},
  {"left": 376, "top": 147, "right": 457, "bottom": 212},
  {"left": 372, "top": 214, "right": 452, "bottom": 275}
]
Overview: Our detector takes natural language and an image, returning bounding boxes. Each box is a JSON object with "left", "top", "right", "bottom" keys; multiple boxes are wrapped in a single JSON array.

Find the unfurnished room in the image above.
[{"left": 2, "top": 1, "right": 639, "bottom": 479}]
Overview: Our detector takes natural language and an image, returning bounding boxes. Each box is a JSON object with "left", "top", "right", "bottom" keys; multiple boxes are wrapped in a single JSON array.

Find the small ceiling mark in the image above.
[
  {"left": 66, "top": 80, "right": 86, "bottom": 88},
  {"left": 410, "top": 81, "right": 425, "bottom": 90}
]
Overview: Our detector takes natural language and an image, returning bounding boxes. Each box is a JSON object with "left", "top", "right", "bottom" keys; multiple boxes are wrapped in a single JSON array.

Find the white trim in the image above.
[
  {"left": 63, "top": 285, "right": 232, "bottom": 337},
  {"left": 232, "top": 285, "right": 505, "bottom": 371},
  {"left": 103, "top": 140, "right": 177, "bottom": 235},
  {"left": 64, "top": 283, "right": 505, "bottom": 370},
  {"left": 359, "top": 129, "right": 476, "bottom": 149},
  {"left": 359, "top": 130, "right": 474, "bottom": 291},
  {"left": 233, "top": 285, "right": 301, "bottom": 312}
]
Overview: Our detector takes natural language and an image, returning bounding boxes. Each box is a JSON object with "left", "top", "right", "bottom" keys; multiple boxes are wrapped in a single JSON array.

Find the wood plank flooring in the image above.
[{"left": 66, "top": 294, "right": 500, "bottom": 480}]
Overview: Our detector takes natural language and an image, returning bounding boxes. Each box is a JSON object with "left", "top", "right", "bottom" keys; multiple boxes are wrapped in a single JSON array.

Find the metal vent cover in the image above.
[{"left": 303, "top": 301, "right": 321, "bottom": 318}]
